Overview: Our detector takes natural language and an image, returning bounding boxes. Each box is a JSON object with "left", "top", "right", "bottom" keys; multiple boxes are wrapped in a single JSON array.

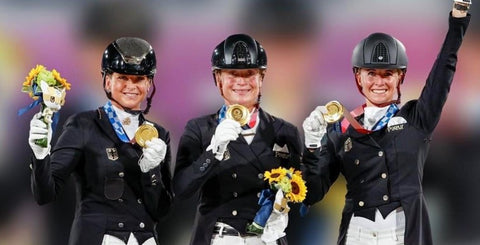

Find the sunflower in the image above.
[
  {"left": 52, "top": 69, "right": 71, "bottom": 90},
  {"left": 21, "top": 65, "right": 71, "bottom": 99},
  {"left": 285, "top": 173, "right": 307, "bottom": 203},
  {"left": 264, "top": 167, "right": 287, "bottom": 184},
  {"left": 22, "top": 65, "right": 46, "bottom": 98},
  {"left": 23, "top": 64, "right": 45, "bottom": 87},
  {"left": 288, "top": 167, "right": 303, "bottom": 177},
  {"left": 295, "top": 170, "right": 302, "bottom": 177}
]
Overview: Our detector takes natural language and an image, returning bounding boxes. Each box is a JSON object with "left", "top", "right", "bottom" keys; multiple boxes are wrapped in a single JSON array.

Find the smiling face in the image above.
[
  {"left": 105, "top": 72, "right": 151, "bottom": 110},
  {"left": 215, "top": 69, "right": 264, "bottom": 110},
  {"left": 356, "top": 68, "right": 403, "bottom": 107}
]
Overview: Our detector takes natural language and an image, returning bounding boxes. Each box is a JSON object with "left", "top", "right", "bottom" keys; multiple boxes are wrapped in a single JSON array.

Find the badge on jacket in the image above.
[
  {"left": 387, "top": 116, "right": 407, "bottom": 132},
  {"left": 106, "top": 147, "right": 119, "bottom": 161},
  {"left": 273, "top": 143, "right": 290, "bottom": 159}
]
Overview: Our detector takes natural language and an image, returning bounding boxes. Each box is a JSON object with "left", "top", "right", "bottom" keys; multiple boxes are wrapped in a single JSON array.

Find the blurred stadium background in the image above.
[{"left": 1, "top": 0, "right": 479, "bottom": 244}]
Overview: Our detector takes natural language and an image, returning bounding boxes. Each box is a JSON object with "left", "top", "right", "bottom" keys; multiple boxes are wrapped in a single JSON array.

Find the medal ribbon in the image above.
[
  {"left": 103, "top": 101, "right": 130, "bottom": 143},
  {"left": 339, "top": 103, "right": 398, "bottom": 134},
  {"left": 371, "top": 104, "right": 399, "bottom": 131},
  {"left": 218, "top": 104, "right": 228, "bottom": 123},
  {"left": 246, "top": 109, "right": 258, "bottom": 129}
]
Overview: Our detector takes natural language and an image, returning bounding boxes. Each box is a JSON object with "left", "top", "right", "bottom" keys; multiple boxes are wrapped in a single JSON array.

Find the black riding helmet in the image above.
[
  {"left": 352, "top": 32, "right": 408, "bottom": 71},
  {"left": 351, "top": 32, "right": 408, "bottom": 104},
  {"left": 211, "top": 34, "right": 267, "bottom": 106},
  {"left": 101, "top": 37, "right": 156, "bottom": 114},
  {"left": 211, "top": 34, "right": 267, "bottom": 80}
]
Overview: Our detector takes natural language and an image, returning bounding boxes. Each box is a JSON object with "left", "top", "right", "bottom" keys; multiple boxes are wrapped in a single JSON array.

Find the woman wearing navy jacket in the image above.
[
  {"left": 301, "top": 1, "right": 471, "bottom": 244},
  {"left": 173, "top": 34, "right": 302, "bottom": 245},
  {"left": 28, "top": 37, "right": 172, "bottom": 245}
]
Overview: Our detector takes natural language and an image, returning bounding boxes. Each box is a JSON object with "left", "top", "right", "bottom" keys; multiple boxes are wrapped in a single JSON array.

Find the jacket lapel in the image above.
[
  {"left": 94, "top": 107, "right": 124, "bottom": 145},
  {"left": 228, "top": 109, "right": 276, "bottom": 172},
  {"left": 249, "top": 109, "right": 275, "bottom": 158},
  {"left": 227, "top": 140, "right": 261, "bottom": 171},
  {"left": 344, "top": 120, "right": 381, "bottom": 149}
]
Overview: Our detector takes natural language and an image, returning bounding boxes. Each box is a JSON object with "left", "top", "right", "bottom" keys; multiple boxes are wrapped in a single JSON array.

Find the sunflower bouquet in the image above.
[
  {"left": 264, "top": 167, "right": 307, "bottom": 203},
  {"left": 246, "top": 167, "right": 307, "bottom": 236},
  {"left": 19, "top": 65, "right": 71, "bottom": 147}
]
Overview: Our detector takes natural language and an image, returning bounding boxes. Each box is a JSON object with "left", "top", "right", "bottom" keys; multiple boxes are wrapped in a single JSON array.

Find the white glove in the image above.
[
  {"left": 454, "top": 0, "right": 471, "bottom": 6},
  {"left": 29, "top": 112, "right": 52, "bottom": 160},
  {"left": 138, "top": 138, "right": 167, "bottom": 173},
  {"left": 261, "top": 190, "right": 289, "bottom": 244},
  {"left": 453, "top": 0, "right": 471, "bottom": 17},
  {"left": 207, "top": 119, "right": 242, "bottom": 161},
  {"left": 303, "top": 106, "right": 328, "bottom": 149}
]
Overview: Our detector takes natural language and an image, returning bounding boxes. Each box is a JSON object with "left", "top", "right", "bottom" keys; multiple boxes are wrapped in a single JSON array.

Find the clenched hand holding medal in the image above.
[
  {"left": 135, "top": 122, "right": 167, "bottom": 173},
  {"left": 226, "top": 104, "right": 250, "bottom": 126},
  {"left": 135, "top": 122, "right": 159, "bottom": 148}
]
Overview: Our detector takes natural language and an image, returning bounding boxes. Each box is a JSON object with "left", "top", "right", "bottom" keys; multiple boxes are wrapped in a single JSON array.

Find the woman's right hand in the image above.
[{"left": 302, "top": 106, "right": 328, "bottom": 149}]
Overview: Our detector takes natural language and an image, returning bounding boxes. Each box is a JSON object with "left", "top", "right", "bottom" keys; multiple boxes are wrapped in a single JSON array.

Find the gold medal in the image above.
[
  {"left": 226, "top": 104, "right": 249, "bottom": 126},
  {"left": 323, "top": 100, "right": 344, "bottom": 123},
  {"left": 134, "top": 122, "right": 158, "bottom": 147}
]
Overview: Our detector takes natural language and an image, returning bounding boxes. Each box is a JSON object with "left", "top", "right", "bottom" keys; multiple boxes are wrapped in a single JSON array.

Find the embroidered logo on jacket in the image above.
[
  {"left": 106, "top": 148, "right": 119, "bottom": 161},
  {"left": 387, "top": 116, "right": 407, "bottom": 132}
]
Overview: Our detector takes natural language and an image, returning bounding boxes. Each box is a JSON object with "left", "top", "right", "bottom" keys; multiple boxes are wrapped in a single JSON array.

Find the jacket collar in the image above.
[{"left": 94, "top": 107, "right": 146, "bottom": 145}]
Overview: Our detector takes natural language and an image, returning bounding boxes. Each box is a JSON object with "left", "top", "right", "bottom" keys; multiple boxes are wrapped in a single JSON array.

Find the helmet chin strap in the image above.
[
  {"left": 386, "top": 74, "right": 404, "bottom": 106},
  {"left": 143, "top": 82, "right": 155, "bottom": 115}
]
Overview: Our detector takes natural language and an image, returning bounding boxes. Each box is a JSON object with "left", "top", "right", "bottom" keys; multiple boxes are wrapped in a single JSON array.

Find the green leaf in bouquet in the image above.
[
  {"left": 35, "top": 138, "right": 48, "bottom": 148},
  {"left": 36, "top": 69, "right": 56, "bottom": 86},
  {"left": 246, "top": 222, "right": 264, "bottom": 235}
]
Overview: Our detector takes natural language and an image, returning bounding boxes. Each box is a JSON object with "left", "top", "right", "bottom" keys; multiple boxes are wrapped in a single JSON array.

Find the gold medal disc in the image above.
[
  {"left": 324, "top": 101, "right": 344, "bottom": 123},
  {"left": 226, "top": 104, "right": 249, "bottom": 126},
  {"left": 134, "top": 123, "right": 159, "bottom": 147}
]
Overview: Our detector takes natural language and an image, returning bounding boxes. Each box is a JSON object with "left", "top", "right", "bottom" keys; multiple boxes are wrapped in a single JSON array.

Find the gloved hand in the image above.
[
  {"left": 261, "top": 190, "right": 289, "bottom": 244},
  {"left": 208, "top": 119, "right": 241, "bottom": 161},
  {"left": 138, "top": 138, "right": 167, "bottom": 173},
  {"left": 29, "top": 112, "right": 52, "bottom": 160},
  {"left": 302, "top": 106, "right": 328, "bottom": 149},
  {"left": 452, "top": 0, "right": 471, "bottom": 17}
]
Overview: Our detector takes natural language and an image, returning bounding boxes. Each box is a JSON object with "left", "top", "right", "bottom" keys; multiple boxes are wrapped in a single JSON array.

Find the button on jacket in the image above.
[
  {"left": 173, "top": 108, "right": 302, "bottom": 245},
  {"left": 30, "top": 108, "right": 173, "bottom": 245},
  {"left": 303, "top": 14, "right": 470, "bottom": 245}
]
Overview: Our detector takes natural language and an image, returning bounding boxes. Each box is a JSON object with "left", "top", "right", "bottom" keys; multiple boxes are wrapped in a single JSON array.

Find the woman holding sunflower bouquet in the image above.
[
  {"left": 26, "top": 37, "right": 173, "bottom": 245},
  {"left": 248, "top": 167, "right": 308, "bottom": 243},
  {"left": 172, "top": 34, "right": 303, "bottom": 245}
]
